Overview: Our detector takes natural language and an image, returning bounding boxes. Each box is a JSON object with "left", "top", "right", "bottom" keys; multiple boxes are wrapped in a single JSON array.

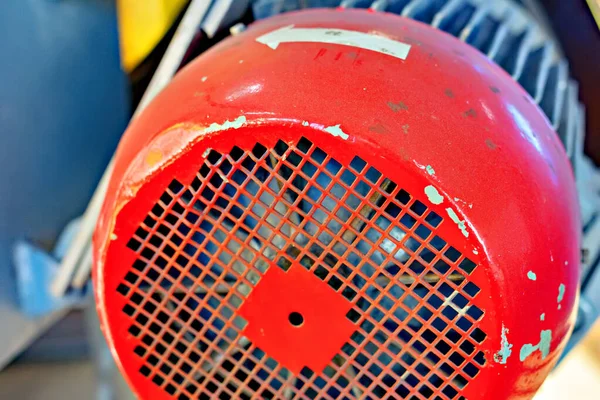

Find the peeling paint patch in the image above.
[
  {"left": 446, "top": 208, "right": 469, "bottom": 238},
  {"left": 302, "top": 121, "right": 309, "bottom": 127},
  {"left": 494, "top": 324, "right": 513, "bottom": 365},
  {"left": 387, "top": 101, "right": 408, "bottom": 112},
  {"left": 324, "top": 124, "right": 349, "bottom": 140},
  {"left": 425, "top": 165, "right": 435, "bottom": 176},
  {"left": 402, "top": 124, "right": 409, "bottom": 134},
  {"left": 527, "top": 271, "right": 537, "bottom": 281},
  {"left": 557, "top": 283, "right": 565, "bottom": 309},
  {"left": 205, "top": 115, "right": 247, "bottom": 134},
  {"left": 540, "top": 313, "right": 545, "bottom": 321},
  {"left": 424, "top": 185, "right": 444, "bottom": 205},
  {"left": 453, "top": 197, "right": 472, "bottom": 209},
  {"left": 520, "top": 330, "right": 552, "bottom": 362}
]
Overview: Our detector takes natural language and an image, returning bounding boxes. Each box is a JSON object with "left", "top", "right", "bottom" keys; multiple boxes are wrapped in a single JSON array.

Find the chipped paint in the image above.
[
  {"left": 494, "top": 324, "right": 513, "bottom": 365},
  {"left": 540, "top": 313, "right": 545, "bottom": 321},
  {"left": 473, "top": 249, "right": 479, "bottom": 255},
  {"left": 110, "top": 233, "right": 118, "bottom": 241},
  {"left": 453, "top": 197, "right": 472, "bottom": 209},
  {"left": 527, "top": 271, "right": 537, "bottom": 281},
  {"left": 201, "top": 76, "right": 208, "bottom": 82},
  {"left": 205, "top": 115, "right": 247, "bottom": 134},
  {"left": 485, "top": 138, "right": 497, "bottom": 149},
  {"left": 446, "top": 208, "right": 469, "bottom": 238},
  {"left": 324, "top": 124, "right": 349, "bottom": 140},
  {"left": 444, "top": 88, "right": 454, "bottom": 98},
  {"left": 425, "top": 165, "right": 435, "bottom": 176},
  {"left": 302, "top": 121, "right": 309, "bottom": 127},
  {"left": 490, "top": 86, "right": 500, "bottom": 94},
  {"left": 520, "top": 330, "right": 552, "bottom": 362},
  {"left": 557, "top": 284, "right": 565, "bottom": 310},
  {"left": 424, "top": 185, "right": 444, "bottom": 205},
  {"left": 402, "top": 124, "right": 409, "bottom": 134}
]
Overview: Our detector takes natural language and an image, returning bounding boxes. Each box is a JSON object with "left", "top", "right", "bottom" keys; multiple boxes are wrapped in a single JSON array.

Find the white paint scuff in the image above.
[
  {"left": 256, "top": 25, "right": 411, "bottom": 60},
  {"left": 446, "top": 208, "right": 469, "bottom": 238},
  {"left": 424, "top": 185, "right": 444, "bottom": 205},
  {"left": 324, "top": 124, "right": 349, "bottom": 140},
  {"left": 425, "top": 165, "right": 435, "bottom": 176}
]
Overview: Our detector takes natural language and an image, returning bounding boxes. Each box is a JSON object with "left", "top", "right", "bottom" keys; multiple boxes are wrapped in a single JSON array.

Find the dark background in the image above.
[{"left": 542, "top": 0, "right": 600, "bottom": 164}]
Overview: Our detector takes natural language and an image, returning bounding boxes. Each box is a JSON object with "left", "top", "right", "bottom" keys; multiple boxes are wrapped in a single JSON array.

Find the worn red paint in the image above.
[{"left": 94, "top": 9, "right": 580, "bottom": 400}]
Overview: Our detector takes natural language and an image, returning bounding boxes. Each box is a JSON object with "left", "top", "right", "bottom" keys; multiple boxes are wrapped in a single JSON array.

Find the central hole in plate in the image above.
[{"left": 288, "top": 312, "right": 304, "bottom": 327}]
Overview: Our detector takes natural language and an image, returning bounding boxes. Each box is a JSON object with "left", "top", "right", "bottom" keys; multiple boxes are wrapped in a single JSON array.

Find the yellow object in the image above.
[
  {"left": 117, "top": 0, "right": 189, "bottom": 72},
  {"left": 588, "top": 0, "right": 600, "bottom": 30}
]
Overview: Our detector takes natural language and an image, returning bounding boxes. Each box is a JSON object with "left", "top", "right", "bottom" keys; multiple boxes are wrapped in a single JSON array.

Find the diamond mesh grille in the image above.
[{"left": 116, "top": 136, "right": 487, "bottom": 399}]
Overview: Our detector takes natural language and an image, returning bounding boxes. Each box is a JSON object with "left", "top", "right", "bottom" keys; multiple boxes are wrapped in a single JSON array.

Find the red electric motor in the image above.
[{"left": 94, "top": 8, "right": 580, "bottom": 400}]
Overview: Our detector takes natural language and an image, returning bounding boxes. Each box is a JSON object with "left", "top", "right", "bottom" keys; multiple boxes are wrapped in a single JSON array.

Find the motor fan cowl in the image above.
[{"left": 94, "top": 9, "right": 580, "bottom": 400}]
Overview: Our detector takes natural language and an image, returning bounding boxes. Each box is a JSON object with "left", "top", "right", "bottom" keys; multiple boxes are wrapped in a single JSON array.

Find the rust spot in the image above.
[
  {"left": 387, "top": 101, "right": 408, "bottom": 112},
  {"left": 369, "top": 123, "right": 388, "bottom": 134},
  {"left": 402, "top": 124, "right": 409, "bottom": 134},
  {"left": 146, "top": 148, "right": 163, "bottom": 167},
  {"left": 444, "top": 88, "right": 454, "bottom": 98},
  {"left": 485, "top": 138, "right": 497, "bottom": 149},
  {"left": 490, "top": 86, "right": 501, "bottom": 94},
  {"left": 464, "top": 108, "right": 477, "bottom": 118}
]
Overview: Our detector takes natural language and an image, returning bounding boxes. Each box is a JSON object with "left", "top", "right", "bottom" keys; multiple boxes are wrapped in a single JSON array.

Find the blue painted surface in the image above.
[
  {"left": 0, "top": 0, "right": 129, "bottom": 367},
  {"left": 13, "top": 240, "right": 85, "bottom": 318}
]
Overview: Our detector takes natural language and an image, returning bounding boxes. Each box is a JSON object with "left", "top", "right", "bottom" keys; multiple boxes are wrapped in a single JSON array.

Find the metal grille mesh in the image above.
[{"left": 117, "top": 136, "right": 487, "bottom": 399}]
